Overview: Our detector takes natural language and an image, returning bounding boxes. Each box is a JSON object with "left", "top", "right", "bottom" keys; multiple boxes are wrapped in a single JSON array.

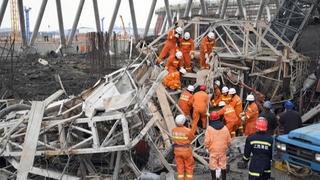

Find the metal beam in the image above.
[
  {"left": 236, "top": 0, "right": 245, "bottom": 19},
  {"left": 164, "top": 0, "right": 173, "bottom": 27},
  {"left": 220, "top": 0, "right": 229, "bottom": 19},
  {"left": 256, "top": 0, "right": 265, "bottom": 22},
  {"left": 29, "top": 0, "right": 48, "bottom": 46},
  {"left": 143, "top": 0, "right": 157, "bottom": 38},
  {"left": 200, "top": 0, "right": 208, "bottom": 15},
  {"left": 17, "top": 0, "right": 27, "bottom": 47},
  {"left": 183, "top": 0, "right": 193, "bottom": 17},
  {"left": 92, "top": 0, "right": 101, "bottom": 32},
  {"left": 67, "top": 0, "right": 85, "bottom": 46},
  {"left": 108, "top": 0, "right": 121, "bottom": 35},
  {"left": 56, "top": 0, "right": 66, "bottom": 47},
  {"left": 0, "top": 0, "right": 9, "bottom": 27},
  {"left": 128, "top": 0, "right": 139, "bottom": 40}
]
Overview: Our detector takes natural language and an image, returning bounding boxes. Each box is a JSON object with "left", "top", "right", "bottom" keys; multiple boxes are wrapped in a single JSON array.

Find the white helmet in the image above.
[
  {"left": 184, "top": 32, "right": 190, "bottom": 40},
  {"left": 218, "top": 101, "right": 226, "bottom": 107},
  {"left": 222, "top": 86, "right": 229, "bottom": 94},
  {"left": 175, "top": 51, "right": 183, "bottom": 59},
  {"left": 208, "top": 32, "right": 215, "bottom": 39},
  {"left": 175, "top": 114, "right": 186, "bottom": 125},
  {"left": 246, "top": 94, "right": 255, "bottom": 101},
  {"left": 214, "top": 80, "right": 221, "bottom": 87},
  {"left": 187, "top": 85, "right": 195, "bottom": 92},
  {"left": 175, "top": 27, "right": 183, "bottom": 35},
  {"left": 228, "top": 88, "right": 236, "bottom": 95}
]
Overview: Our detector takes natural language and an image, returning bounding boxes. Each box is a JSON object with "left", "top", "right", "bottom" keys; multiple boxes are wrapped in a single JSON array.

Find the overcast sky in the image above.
[{"left": 0, "top": 0, "right": 188, "bottom": 31}]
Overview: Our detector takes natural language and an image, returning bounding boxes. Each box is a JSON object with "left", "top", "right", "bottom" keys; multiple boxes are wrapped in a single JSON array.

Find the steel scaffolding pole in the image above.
[
  {"left": 256, "top": 0, "right": 265, "bottom": 22},
  {"left": 236, "top": 0, "right": 245, "bottom": 19},
  {"left": 92, "top": 0, "right": 101, "bottom": 32},
  {"left": 128, "top": 0, "right": 139, "bottom": 40},
  {"left": 108, "top": 0, "right": 121, "bottom": 35},
  {"left": 67, "top": 0, "right": 85, "bottom": 46},
  {"left": 164, "top": 0, "right": 173, "bottom": 27},
  {"left": 200, "top": 0, "right": 208, "bottom": 15},
  {"left": 17, "top": 0, "right": 27, "bottom": 46},
  {"left": 0, "top": 0, "right": 9, "bottom": 27},
  {"left": 183, "top": 0, "right": 193, "bottom": 17},
  {"left": 143, "top": 0, "right": 157, "bottom": 38},
  {"left": 220, "top": 0, "right": 229, "bottom": 19},
  {"left": 56, "top": 0, "right": 66, "bottom": 47},
  {"left": 29, "top": 0, "right": 48, "bottom": 46}
]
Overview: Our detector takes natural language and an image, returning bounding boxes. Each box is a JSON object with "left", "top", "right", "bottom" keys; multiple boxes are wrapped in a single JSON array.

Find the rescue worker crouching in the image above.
[
  {"left": 162, "top": 51, "right": 186, "bottom": 90},
  {"left": 200, "top": 32, "right": 216, "bottom": 69},
  {"left": 172, "top": 114, "right": 195, "bottom": 180},
  {"left": 221, "top": 86, "right": 232, "bottom": 105},
  {"left": 217, "top": 101, "right": 238, "bottom": 137},
  {"left": 228, "top": 88, "right": 243, "bottom": 135},
  {"left": 237, "top": 117, "right": 273, "bottom": 180},
  {"left": 240, "top": 94, "right": 259, "bottom": 136},
  {"left": 178, "top": 85, "right": 195, "bottom": 118},
  {"left": 191, "top": 85, "right": 209, "bottom": 134},
  {"left": 205, "top": 111, "right": 231, "bottom": 180},
  {"left": 211, "top": 80, "right": 222, "bottom": 107},
  {"left": 180, "top": 32, "right": 195, "bottom": 72}
]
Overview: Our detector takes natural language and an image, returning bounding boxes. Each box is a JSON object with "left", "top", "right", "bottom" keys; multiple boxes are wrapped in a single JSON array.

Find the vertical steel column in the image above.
[
  {"left": 108, "top": 0, "right": 121, "bottom": 35},
  {"left": 200, "top": 0, "right": 208, "bottom": 15},
  {"left": 0, "top": 0, "right": 9, "bottom": 27},
  {"left": 164, "top": 0, "right": 173, "bottom": 27},
  {"left": 29, "top": 0, "right": 48, "bottom": 46},
  {"left": 17, "top": 0, "right": 27, "bottom": 46},
  {"left": 161, "top": 14, "right": 168, "bottom": 34},
  {"left": 67, "top": 0, "right": 85, "bottom": 46},
  {"left": 56, "top": 0, "right": 66, "bottom": 47},
  {"left": 216, "top": 0, "right": 223, "bottom": 15},
  {"left": 143, "top": 0, "right": 157, "bottom": 38},
  {"left": 220, "top": 0, "right": 229, "bottom": 19},
  {"left": 183, "top": 0, "right": 193, "bottom": 17},
  {"left": 128, "top": 0, "right": 139, "bottom": 40},
  {"left": 236, "top": 0, "right": 245, "bottom": 19},
  {"left": 256, "top": 0, "right": 265, "bottom": 22},
  {"left": 92, "top": 0, "right": 101, "bottom": 32}
]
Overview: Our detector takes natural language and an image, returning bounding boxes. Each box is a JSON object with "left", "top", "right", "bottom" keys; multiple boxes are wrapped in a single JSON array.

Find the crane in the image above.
[
  {"left": 10, "top": 0, "right": 19, "bottom": 39},
  {"left": 119, "top": 15, "right": 128, "bottom": 39}
]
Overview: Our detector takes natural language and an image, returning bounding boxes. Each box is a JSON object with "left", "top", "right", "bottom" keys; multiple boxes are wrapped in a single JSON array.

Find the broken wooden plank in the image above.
[{"left": 44, "top": 89, "right": 65, "bottom": 107}]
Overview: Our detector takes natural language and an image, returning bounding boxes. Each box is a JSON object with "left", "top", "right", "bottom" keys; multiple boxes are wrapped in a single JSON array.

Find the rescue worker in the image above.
[
  {"left": 180, "top": 32, "right": 195, "bottom": 72},
  {"left": 205, "top": 111, "right": 231, "bottom": 180},
  {"left": 237, "top": 117, "right": 273, "bottom": 180},
  {"left": 217, "top": 101, "right": 238, "bottom": 137},
  {"left": 157, "top": 26, "right": 183, "bottom": 64},
  {"left": 199, "top": 32, "right": 216, "bottom": 69},
  {"left": 228, "top": 88, "right": 243, "bottom": 134},
  {"left": 211, "top": 80, "right": 222, "bottom": 107},
  {"left": 278, "top": 100, "right": 302, "bottom": 134},
  {"left": 260, "top": 101, "right": 277, "bottom": 135},
  {"left": 165, "top": 51, "right": 183, "bottom": 73},
  {"left": 241, "top": 94, "right": 259, "bottom": 136},
  {"left": 162, "top": 51, "right": 186, "bottom": 90},
  {"left": 191, "top": 85, "right": 209, "bottom": 134},
  {"left": 172, "top": 114, "right": 194, "bottom": 180},
  {"left": 162, "top": 71, "right": 181, "bottom": 90},
  {"left": 221, "top": 86, "right": 231, "bottom": 105},
  {"left": 178, "top": 85, "right": 195, "bottom": 117}
]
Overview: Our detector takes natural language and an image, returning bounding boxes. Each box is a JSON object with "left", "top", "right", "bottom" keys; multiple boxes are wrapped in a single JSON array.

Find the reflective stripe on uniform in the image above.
[
  {"left": 173, "top": 136, "right": 188, "bottom": 140},
  {"left": 264, "top": 169, "right": 271, "bottom": 173},
  {"left": 180, "top": 95, "right": 190, "bottom": 101},
  {"left": 178, "top": 174, "right": 184, "bottom": 178},
  {"left": 186, "top": 174, "right": 193, "bottom": 178},
  {"left": 250, "top": 141, "right": 271, "bottom": 146},
  {"left": 224, "top": 109, "right": 235, "bottom": 114},
  {"left": 243, "top": 155, "right": 250, "bottom": 160},
  {"left": 181, "top": 42, "right": 191, "bottom": 45},
  {"left": 249, "top": 171, "right": 260, "bottom": 176}
]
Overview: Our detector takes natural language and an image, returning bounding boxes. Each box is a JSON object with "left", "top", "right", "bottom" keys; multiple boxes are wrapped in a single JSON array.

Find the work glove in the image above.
[
  {"left": 175, "top": 33, "right": 180, "bottom": 38},
  {"left": 190, "top": 53, "right": 194, "bottom": 59},
  {"left": 237, "top": 161, "right": 248, "bottom": 169},
  {"left": 156, "top": 57, "right": 162, "bottom": 65},
  {"left": 241, "top": 116, "right": 246, "bottom": 122},
  {"left": 179, "top": 67, "right": 187, "bottom": 74},
  {"left": 205, "top": 53, "right": 209, "bottom": 59},
  {"left": 239, "top": 112, "right": 245, "bottom": 116}
]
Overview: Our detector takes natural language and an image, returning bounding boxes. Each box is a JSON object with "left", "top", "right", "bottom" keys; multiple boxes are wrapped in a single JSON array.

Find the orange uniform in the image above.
[
  {"left": 221, "top": 94, "right": 232, "bottom": 105},
  {"left": 178, "top": 90, "right": 194, "bottom": 117},
  {"left": 165, "top": 55, "right": 182, "bottom": 73},
  {"left": 158, "top": 29, "right": 178, "bottom": 61},
  {"left": 200, "top": 36, "right": 215, "bottom": 69},
  {"left": 229, "top": 95, "right": 243, "bottom": 127},
  {"left": 162, "top": 71, "right": 181, "bottom": 90},
  {"left": 191, "top": 91, "right": 209, "bottom": 133},
  {"left": 172, "top": 126, "right": 195, "bottom": 180},
  {"left": 218, "top": 104, "right": 238, "bottom": 134},
  {"left": 204, "top": 125, "right": 231, "bottom": 170},
  {"left": 180, "top": 38, "right": 195, "bottom": 72},
  {"left": 244, "top": 102, "right": 259, "bottom": 136},
  {"left": 211, "top": 87, "right": 222, "bottom": 107}
]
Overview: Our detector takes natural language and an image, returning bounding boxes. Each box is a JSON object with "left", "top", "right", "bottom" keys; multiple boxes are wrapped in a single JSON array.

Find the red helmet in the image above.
[
  {"left": 256, "top": 117, "right": 267, "bottom": 131},
  {"left": 199, "top": 85, "right": 207, "bottom": 91},
  {"left": 210, "top": 111, "right": 220, "bottom": 121}
]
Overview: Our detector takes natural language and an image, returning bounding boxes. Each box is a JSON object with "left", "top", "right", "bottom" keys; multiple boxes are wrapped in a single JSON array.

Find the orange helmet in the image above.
[
  {"left": 209, "top": 111, "right": 220, "bottom": 121},
  {"left": 256, "top": 117, "right": 267, "bottom": 131},
  {"left": 199, "top": 85, "right": 207, "bottom": 91}
]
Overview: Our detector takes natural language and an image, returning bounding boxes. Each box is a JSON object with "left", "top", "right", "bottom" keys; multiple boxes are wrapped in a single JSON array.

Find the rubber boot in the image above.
[
  {"left": 211, "top": 170, "right": 216, "bottom": 180},
  {"left": 221, "top": 169, "right": 227, "bottom": 180}
]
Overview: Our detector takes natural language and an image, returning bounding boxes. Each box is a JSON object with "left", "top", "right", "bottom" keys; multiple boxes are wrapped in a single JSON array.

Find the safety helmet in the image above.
[
  {"left": 175, "top": 51, "right": 183, "bottom": 59},
  {"left": 175, "top": 114, "right": 186, "bottom": 125},
  {"left": 214, "top": 80, "right": 221, "bottom": 87},
  {"left": 222, "top": 86, "right": 229, "bottom": 94},
  {"left": 184, "top": 32, "right": 190, "bottom": 40},
  {"left": 187, "top": 85, "right": 195, "bottom": 92},
  {"left": 256, "top": 117, "right": 267, "bottom": 131},
  {"left": 246, "top": 94, "right": 255, "bottom": 101},
  {"left": 208, "top": 32, "right": 215, "bottom": 39},
  {"left": 263, "top": 101, "right": 272, "bottom": 109},
  {"left": 228, "top": 88, "right": 236, "bottom": 95},
  {"left": 218, "top": 101, "right": 226, "bottom": 107},
  {"left": 210, "top": 111, "right": 220, "bottom": 121},
  {"left": 175, "top": 27, "right": 183, "bottom": 35},
  {"left": 199, "top": 85, "right": 207, "bottom": 91},
  {"left": 284, "top": 100, "right": 294, "bottom": 110}
]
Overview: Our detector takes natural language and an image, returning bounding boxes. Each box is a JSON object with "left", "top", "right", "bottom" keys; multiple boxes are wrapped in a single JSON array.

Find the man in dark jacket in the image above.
[
  {"left": 277, "top": 100, "right": 302, "bottom": 134},
  {"left": 260, "top": 101, "right": 277, "bottom": 135}
]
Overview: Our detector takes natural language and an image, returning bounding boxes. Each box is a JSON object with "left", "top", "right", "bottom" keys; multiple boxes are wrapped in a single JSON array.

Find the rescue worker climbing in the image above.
[
  {"left": 237, "top": 117, "right": 273, "bottom": 180},
  {"left": 191, "top": 85, "right": 209, "bottom": 134},
  {"left": 157, "top": 26, "right": 183, "bottom": 64},
  {"left": 278, "top": 100, "right": 302, "bottom": 134},
  {"left": 211, "top": 80, "right": 222, "bottom": 107},
  {"left": 172, "top": 114, "right": 194, "bottom": 180},
  {"left": 178, "top": 85, "right": 194, "bottom": 117},
  {"left": 199, "top": 32, "right": 216, "bottom": 69},
  {"left": 162, "top": 51, "right": 185, "bottom": 90},
  {"left": 260, "top": 101, "right": 277, "bottom": 135},
  {"left": 228, "top": 88, "right": 243, "bottom": 134},
  {"left": 240, "top": 94, "right": 259, "bottom": 136},
  {"left": 221, "top": 86, "right": 231, "bottom": 105},
  {"left": 217, "top": 101, "right": 238, "bottom": 137},
  {"left": 205, "top": 111, "right": 231, "bottom": 180},
  {"left": 180, "top": 32, "right": 195, "bottom": 72}
]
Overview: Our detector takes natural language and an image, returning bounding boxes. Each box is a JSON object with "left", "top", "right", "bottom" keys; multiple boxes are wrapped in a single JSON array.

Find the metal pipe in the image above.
[
  {"left": 256, "top": 0, "right": 265, "bottom": 22},
  {"left": 67, "top": 0, "right": 85, "bottom": 46},
  {"left": 143, "top": 0, "right": 157, "bottom": 38},
  {"left": 128, "top": 0, "right": 139, "bottom": 40},
  {"left": 200, "top": 0, "right": 208, "bottom": 15},
  {"left": 108, "top": 0, "right": 121, "bottom": 36},
  {"left": 17, "top": 0, "right": 27, "bottom": 46},
  {"left": 220, "top": 0, "right": 229, "bottom": 19},
  {"left": 236, "top": 0, "right": 245, "bottom": 19},
  {"left": 164, "top": 0, "right": 173, "bottom": 27},
  {"left": 183, "top": 0, "right": 193, "bottom": 17},
  {"left": 160, "top": 14, "right": 168, "bottom": 34},
  {"left": 92, "top": 0, "right": 101, "bottom": 32},
  {"left": 56, "top": 0, "right": 66, "bottom": 47},
  {"left": 0, "top": 0, "right": 9, "bottom": 27},
  {"left": 29, "top": 0, "right": 48, "bottom": 46}
]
